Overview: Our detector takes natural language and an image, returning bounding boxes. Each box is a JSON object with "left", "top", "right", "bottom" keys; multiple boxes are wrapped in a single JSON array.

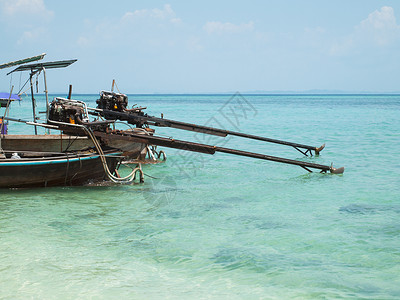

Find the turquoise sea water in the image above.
[{"left": 1, "top": 94, "right": 399, "bottom": 299}]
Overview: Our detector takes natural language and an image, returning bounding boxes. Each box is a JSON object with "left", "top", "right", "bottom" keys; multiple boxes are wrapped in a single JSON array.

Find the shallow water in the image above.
[{"left": 1, "top": 94, "right": 399, "bottom": 299}]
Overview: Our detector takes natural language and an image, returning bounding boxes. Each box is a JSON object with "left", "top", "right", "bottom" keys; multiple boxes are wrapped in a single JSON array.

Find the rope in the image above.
[
  {"left": 46, "top": 119, "right": 144, "bottom": 184},
  {"left": 64, "top": 153, "right": 70, "bottom": 185},
  {"left": 64, "top": 135, "right": 80, "bottom": 152},
  {"left": 9, "top": 73, "right": 12, "bottom": 91},
  {"left": 19, "top": 72, "right": 22, "bottom": 93},
  {"left": 17, "top": 72, "right": 40, "bottom": 97},
  {"left": 143, "top": 172, "right": 158, "bottom": 179},
  {"left": 83, "top": 126, "right": 143, "bottom": 183},
  {"left": 113, "top": 80, "right": 122, "bottom": 94},
  {"left": 122, "top": 162, "right": 158, "bottom": 179},
  {"left": 17, "top": 77, "right": 31, "bottom": 96}
]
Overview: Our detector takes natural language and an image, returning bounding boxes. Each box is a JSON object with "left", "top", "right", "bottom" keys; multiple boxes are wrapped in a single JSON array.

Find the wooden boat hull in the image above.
[
  {"left": 1, "top": 134, "right": 91, "bottom": 152},
  {"left": 1, "top": 133, "right": 146, "bottom": 158},
  {"left": 0, "top": 151, "right": 121, "bottom": 188}
]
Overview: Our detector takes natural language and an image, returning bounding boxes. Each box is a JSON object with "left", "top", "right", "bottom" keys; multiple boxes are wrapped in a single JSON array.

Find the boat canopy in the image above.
[
  {"left": 0, "top": 53, "right": 46, "bottom": 70},
  {"left": 0, "top": 93, "right": 20, "bottom": 107},
  {"left": 7, "top": 59, "right": 77, "bottom": 75},
  {"left": 0, "top": 93, "right": 20, "bottom": 101}
]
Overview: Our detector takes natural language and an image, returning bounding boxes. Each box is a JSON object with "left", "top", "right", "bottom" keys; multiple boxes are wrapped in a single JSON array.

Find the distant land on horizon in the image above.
[
  {"left": 79, "top": 90, "right": 400, "bottom": 95},
  {"left": 22, "top": 89, "right": 400, "bottom": 96},
  {"left": 236, "top": 89, "right": 400, "bottom": 95}
]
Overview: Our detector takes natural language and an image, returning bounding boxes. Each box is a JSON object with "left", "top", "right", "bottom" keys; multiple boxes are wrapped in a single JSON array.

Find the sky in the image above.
[{"left": 1, "top": 0, "right": 400, "bottom": 94}]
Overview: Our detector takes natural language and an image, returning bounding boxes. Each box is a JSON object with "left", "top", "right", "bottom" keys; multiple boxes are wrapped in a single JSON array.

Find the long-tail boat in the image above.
[
  {"left": 1, "top": 54, "right": 344, "bottom": 189},
  {"left": 0, "top": 54, "right": 148, "bottom": 159},
  {"left": 0, "top": 55, "right": 143, "bottom": 188}
]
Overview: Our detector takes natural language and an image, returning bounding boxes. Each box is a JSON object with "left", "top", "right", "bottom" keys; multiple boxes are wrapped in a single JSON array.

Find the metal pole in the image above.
[
  {"left": 29, "top": 71, "right": 38, "bottom": 135},
  {"left": 42, "top": 67, "right": 50, "bottom": 134},
  {"left": 0, "top": 86, "right": 14, "bottom": 156}
]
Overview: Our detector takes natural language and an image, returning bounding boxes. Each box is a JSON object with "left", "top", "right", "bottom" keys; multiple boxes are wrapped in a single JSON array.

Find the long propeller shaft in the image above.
[
  {"left": 92, "top": 130, "right": 343, "bottom": 174},
  {"left": 89, "top": 108, "right": 325, "bottom": 156}
]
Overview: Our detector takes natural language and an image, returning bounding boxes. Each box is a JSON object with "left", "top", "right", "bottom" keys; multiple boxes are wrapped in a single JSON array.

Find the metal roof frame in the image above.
[
  {"left": 5, "top": 58, "right": 77, "bottom": 135},
  {"left": 7, "top": 59, "right": 77, "bottom": 75},
  {"left": 0, "top": 53, "right": 46, "bottom": 70}
]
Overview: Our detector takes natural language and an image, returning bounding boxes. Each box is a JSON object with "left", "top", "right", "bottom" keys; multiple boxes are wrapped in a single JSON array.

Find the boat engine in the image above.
[
  {"left": 96, "top": 91, "right": 128, "bottom": 112},
  {"left": 48, "top": 98, "right": 113, "bottom": 132},
  {"left": 48, "top": 98, "right": 87, "bottom": 124},
  {"left": 95, "top": 91, "right": 149, "bottom": 128}
]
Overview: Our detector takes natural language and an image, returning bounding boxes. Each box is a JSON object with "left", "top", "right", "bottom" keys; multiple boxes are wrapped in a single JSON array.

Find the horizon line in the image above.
[{"left": 20, "top": 92, "right": 400, "bottom": 96}]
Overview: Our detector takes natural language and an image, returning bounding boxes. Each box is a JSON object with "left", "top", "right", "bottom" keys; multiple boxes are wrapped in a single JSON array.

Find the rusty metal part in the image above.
[
  {"left": 93, "top": 130, "right": 341, "bottom": 173},
  {"left": 89, "top": 108, "right": 324, "bottom": 156}
]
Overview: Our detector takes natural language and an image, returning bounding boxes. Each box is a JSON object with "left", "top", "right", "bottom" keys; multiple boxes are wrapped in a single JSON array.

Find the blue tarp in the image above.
[{"left": 0, "top": 92, "right": 20, "bottom": 101}]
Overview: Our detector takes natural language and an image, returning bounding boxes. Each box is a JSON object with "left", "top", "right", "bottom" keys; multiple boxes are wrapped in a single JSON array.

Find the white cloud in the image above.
[
  {"left": 0, "top": 0, "right": 53, "bottom": 46},
  {"left": 76, "top": 4, "right": 183, "bottom": 49},
  {"left": 170, "top": 18, "right": 182, "bottom": 25},
  {"left": 330, "top": 6, "right": 400, "bottom": 55},
  {"left": 122, "top": 4, "right": 180, "bottom": 24},
  {"left": 360, "top": 6, "right": 397, "bottom": 30},
  {"left": 204, "top": 21, "right": 254, "bottom": 35},
  {"left": 356, "top": 6, "right": 400, "bottom": 46},
  {"left": 1, "top": 0, "right": 53, "bottom": 18}
]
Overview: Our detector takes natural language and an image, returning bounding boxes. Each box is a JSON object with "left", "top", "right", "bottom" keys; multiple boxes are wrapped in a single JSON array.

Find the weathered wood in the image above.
[{"left": 67, "top": 84, "right": 72, "bottom": 99}]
